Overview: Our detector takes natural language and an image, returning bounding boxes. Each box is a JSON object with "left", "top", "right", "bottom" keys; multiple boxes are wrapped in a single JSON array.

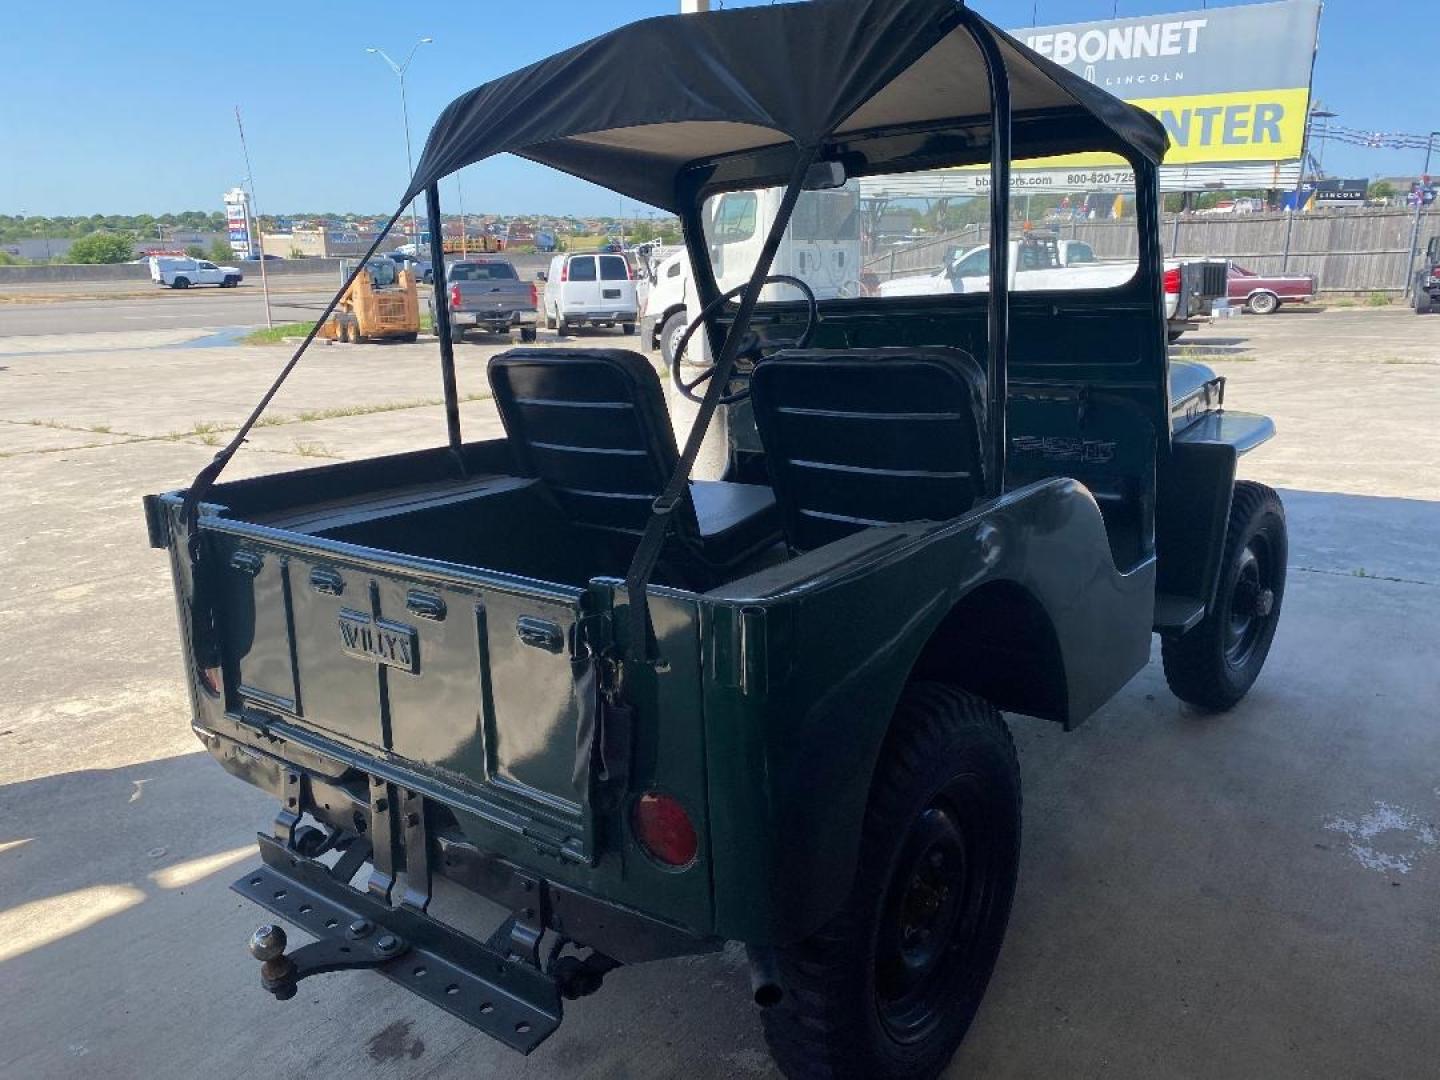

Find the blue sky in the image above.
[{"left": 1, "top": 0, "right": 1433, "bottom": 217}]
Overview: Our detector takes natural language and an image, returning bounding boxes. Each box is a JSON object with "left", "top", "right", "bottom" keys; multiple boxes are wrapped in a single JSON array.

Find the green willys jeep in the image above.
[{"left": 144, "top": 2, "right": 1287, "bottom": 1076}]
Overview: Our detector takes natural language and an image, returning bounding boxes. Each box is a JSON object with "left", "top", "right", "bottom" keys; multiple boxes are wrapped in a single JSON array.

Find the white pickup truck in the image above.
[
  {"left": 148, "top": 256, "right": 243, "bottom": 289},
  {"left": 879, "top": 234, "right": 1222, "bottom": 337}
]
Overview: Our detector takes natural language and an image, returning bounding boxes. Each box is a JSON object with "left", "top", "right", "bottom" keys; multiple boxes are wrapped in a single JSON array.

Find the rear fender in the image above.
[{"left": 701, "top": 478, "right": 1154, "bottom": 944}]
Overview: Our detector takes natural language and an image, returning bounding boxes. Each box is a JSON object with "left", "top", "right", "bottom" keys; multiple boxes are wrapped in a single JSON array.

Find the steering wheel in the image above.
[{"left": 669, "top": 275, "right": 818, "bottom": 405}]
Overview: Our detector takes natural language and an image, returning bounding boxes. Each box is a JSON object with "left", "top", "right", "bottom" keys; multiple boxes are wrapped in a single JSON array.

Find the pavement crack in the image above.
[{"left": 1293, "top": 565, "right": 1438, "bottom": 588}]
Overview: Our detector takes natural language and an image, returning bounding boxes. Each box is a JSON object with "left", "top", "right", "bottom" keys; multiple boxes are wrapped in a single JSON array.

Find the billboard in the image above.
[
  {"left": 1015, "top": 1, "right": 1322, "bottom": 167},
  {"left": 223, "top": 187, "right": 252, "bottom": 259}
]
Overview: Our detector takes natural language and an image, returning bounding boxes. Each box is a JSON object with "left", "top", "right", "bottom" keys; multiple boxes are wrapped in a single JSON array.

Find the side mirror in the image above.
[{"left": 535, "top": 271, "right": 547, "bottom": 282}]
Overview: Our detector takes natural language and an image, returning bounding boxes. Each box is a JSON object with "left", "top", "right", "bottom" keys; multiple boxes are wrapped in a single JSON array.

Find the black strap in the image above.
[
  {"left": 621, "top": 148, "right": 818, "bottom": 661},
  {"left": 179, "top": 201, "right": 409, "bottom": 535}
]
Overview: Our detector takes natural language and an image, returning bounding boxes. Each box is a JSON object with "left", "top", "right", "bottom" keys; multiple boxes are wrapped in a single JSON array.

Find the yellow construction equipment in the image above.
[
  {"left": 320, "top": 258, "right": 421, "bottom": 343},
  {"left": 442, "top": 235, "right": 502, "bottom": 254}
]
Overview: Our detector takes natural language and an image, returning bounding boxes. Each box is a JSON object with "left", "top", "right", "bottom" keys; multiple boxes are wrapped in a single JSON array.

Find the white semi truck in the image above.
[{"left": 640, "top": 183, "right": 862, "bottom": 366}]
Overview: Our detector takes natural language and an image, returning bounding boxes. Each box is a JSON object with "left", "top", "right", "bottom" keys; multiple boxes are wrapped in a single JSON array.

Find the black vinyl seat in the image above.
[
  {"left": 488, "top": 348, "right": 780, "bottom": 584},
  {"left": 750, "top": 347, "right": 988, "bottom": 552}
]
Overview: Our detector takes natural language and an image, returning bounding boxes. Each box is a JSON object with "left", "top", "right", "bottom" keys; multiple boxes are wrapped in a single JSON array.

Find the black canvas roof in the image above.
[{"left": 403, "top": 0, "right": 1168, "bottom": 212}]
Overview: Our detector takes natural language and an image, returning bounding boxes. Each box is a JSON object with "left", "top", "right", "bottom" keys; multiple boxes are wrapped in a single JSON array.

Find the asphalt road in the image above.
[{"left": 0, "top": 285, "right": 342, "bottom": 338}]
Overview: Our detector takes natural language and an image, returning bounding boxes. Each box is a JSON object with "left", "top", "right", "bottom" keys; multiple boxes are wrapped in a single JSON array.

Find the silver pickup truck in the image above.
[{"left": 446, "top": 259, "right": 539, "bottom": 342}]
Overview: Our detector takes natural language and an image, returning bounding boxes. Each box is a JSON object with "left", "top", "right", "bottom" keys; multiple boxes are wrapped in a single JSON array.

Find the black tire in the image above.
[
  {"left": 622, "top": 321, "right": 636, "bottom": 335},
  {"left": 1246, "top": 291, "right": 1279, "bottom": 315},
  {"left": 761, "top": 683, "right": 1021, "bottom": 1080},
  {"left": 520, "top": 326, "right": 537, "bottom": 343},
  {"left": 394, "top": 332, "right": 418, "bottom": 343},
  {"left": 1167, "top": 328, "right": 1184, "bottom": 344},
  {"left": 545, "top": 309, "right": 557, "bottom": 329},
  {"left": 1415, "top": 286, "right": 1434, "bottom": 315},
  {"left": 557, "top": 317, "right": 571, "bottom": 336},
  {"left": 172, "top": 277, "right": 190, "bottom": 290},
  {"left": 1162, "top": 481, "right": 1287, "bottom": 711},
  {"left": 449, "top": 323, "right": 465, "bottom": 344},
  {"left": 659, "top": 310, "right": 689, "bottom": 366},
  {"left": 223, "top": 275, "right": 238, "bottom": 287}
]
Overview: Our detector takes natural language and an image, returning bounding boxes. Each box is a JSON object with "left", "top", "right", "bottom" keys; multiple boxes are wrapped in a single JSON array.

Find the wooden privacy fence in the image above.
[{"left": 865, "top": 208, "right": 1440, "bottom": 293}]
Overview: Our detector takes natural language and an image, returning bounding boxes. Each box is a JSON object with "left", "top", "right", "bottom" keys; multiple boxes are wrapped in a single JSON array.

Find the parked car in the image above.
[
  {"left": 385, "top": 250, "right": 434, "bottom": 284},
  {"left": 540, "top": 251, "right": 638, "bottom": 334},
  {"left": 1227, "top": 263, "right": 1317, "bottom": 314},
  {"left": 243, "top": 253, "right": 284, "bottom": 262},
  {"left": 1414, "top": 236, "right": 1440, "bottom": 314},
  {"left": 148, "top": 256, "right": 242, "bottom": 289},
  {"left": 445, "top": 259, "right": 539, "bottom": 342}
]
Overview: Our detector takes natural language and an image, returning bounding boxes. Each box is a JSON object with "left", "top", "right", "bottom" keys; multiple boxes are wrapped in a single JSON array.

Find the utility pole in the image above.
[
  {"left": 1404, "top": 132, "right": 1438, "bottom": 300},
  {"left": 367, "top": 37, "right": 433, "bottom": 247},
  {"left": 234, "top": 106, "right": 273, "bottom": 329}
]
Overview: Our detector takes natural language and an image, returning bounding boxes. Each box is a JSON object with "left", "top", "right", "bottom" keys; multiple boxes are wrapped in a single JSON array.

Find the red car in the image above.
[{"left": 1227, "top": 262, "right": 1317, "bottom": 315}]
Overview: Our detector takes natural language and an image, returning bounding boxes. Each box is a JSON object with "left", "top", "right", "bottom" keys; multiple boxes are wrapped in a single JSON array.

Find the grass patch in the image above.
[
  {"left": 290, "top": 439, "right": 337, "bottom": 458},
  {"left": 1329, "top": 297, "right": 1356, "bottom": 308},
  {"left": 242, "top": 321, "right": 317, "bottom": 345},
  {"left": 1366, "top": 292, "right": 1392, "bottom": 308}
]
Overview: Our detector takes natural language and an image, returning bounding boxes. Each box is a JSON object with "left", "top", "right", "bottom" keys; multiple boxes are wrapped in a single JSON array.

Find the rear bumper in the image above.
[
  {"left": 237, "top": 834, "right": 563, "bottom": 1053},
  {"left": 452, "top": 309, "right": 538, "bottom": 328},
  {"left": 562, "top": 309, "right": 638, "bottom": 324}
]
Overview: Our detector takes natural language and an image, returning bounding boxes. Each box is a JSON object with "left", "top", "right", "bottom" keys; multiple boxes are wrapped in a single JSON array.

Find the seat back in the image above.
[
  {"left": 750, "top": 347, "right": 988, "bottom": 551},
  {"left": 488, "top": 348, "right": 700, "bottom": 539}
]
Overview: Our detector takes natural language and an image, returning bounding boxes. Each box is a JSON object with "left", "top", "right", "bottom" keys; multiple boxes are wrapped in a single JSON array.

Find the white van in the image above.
[
  {"left": 540, "top": 252, "right": 638, "bottom": 334},
  {"left": 149, "top": 256, "right": 243, "bottom": 289}
]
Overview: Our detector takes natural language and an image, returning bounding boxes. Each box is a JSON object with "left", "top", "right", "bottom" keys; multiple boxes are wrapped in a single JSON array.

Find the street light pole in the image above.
[
  {"left": 367, "top": 37, "right": 433, "bottom": 249},
  {"left": 1404, "top": 132, "right": 1438, "bottom": 301}
]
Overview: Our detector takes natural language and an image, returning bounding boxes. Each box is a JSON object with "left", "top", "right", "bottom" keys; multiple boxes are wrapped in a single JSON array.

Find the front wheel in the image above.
[
  {"left": 621, "top": 321, "right": 636, "bottom": 335},
  {"left": 659, "top": 310, "right": 689, "bottom": 367},
  {"left": 761, "top": 683, "right": 1021, "bottom": 1080},
  {"left": 1246, "top": 291, "right": 1279, "bottom": 315},
  {"left": 1163, "top": 481, "right": 1287, "bottom": 710}
]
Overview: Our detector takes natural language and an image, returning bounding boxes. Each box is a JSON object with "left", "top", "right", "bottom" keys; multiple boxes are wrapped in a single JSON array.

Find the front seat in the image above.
[
  {"left": 489, "top": 348, "right": 780, "bottom": 586},
  {"left": 750, "top": 347, "right": 988, "bottom": 552}
]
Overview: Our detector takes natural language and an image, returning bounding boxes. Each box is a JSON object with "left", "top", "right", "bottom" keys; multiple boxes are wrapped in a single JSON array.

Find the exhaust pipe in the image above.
[{"left": 746, "top": 945, "right": 784, "bottom": 1008}]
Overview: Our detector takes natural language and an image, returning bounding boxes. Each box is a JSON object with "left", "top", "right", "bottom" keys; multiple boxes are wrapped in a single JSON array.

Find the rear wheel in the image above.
[
  {"left": 545, "top": 309, "right": 557, "bottom": 329},
  {"left": 1162, "top": 481, "right": 1286, "bottom": 710},
  {"left": 449, "top": 323, "right": 465, "bottom": 344},
  {"left": 1415, "top": 285, "right": 1434, "bottom": 314},
  {"left": 761, "top": 683, "right": 1020, "bottom": 1080},
  {"left": 557, "top": 316, "right": 572, "bottom": 336},
  {"left": 520, "top": 326, "right": 537, "bottom": 343},
  {"left": 1246, "top": 291, "right": 1279, "bottom": 315},
  {"left": 622, "top": 321, "right": 636, "bottom": 335},
  {"left": 172, "top": 277, "right": 190, "bottom": 290}
]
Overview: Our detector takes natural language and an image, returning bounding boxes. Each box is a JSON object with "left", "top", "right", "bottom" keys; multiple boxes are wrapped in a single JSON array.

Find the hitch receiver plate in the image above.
[{"left": 233, "top": 834, "right": 562, "bottom": 1054}]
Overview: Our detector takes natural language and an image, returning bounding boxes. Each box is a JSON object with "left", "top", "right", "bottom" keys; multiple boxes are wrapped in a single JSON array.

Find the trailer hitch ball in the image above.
[{"left": 249, "top": 924, "right": 298, "bottom": 1000}]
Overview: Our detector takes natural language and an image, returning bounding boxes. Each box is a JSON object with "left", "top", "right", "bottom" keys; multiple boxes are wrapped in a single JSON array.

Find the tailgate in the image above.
[
  {"left": 207, "top": 525, "right": 594, "bottom": 861},
  {"left": 460, "top": 282, "right": 530, "bottom": 314}
]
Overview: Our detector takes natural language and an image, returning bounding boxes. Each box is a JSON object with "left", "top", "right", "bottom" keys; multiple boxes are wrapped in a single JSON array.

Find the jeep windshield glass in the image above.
[{"left": 701, "top": 153, "right": 1141, "bottom": 301}]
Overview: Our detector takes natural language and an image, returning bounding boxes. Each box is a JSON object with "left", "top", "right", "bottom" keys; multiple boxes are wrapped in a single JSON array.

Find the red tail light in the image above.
[
  {"left": 1162, "top": 267, "right": 1180, "bottom": 295},
  {"left": 529, "top": 282, "right": 538, "bottom": 307},
  {"left": 449, "top": 283, "right": 461, "bottom": 309},
  {"left": 560, "top": 261, "right": 569, "bottom": 282},
  {"left": 632, "top": 792, "right": 698, "bottom": 868}
]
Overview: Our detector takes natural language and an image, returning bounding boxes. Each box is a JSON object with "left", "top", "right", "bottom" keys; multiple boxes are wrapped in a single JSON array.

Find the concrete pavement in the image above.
[{"left": 1, "top": 308, "right": 1438, "bottom": 1079}]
